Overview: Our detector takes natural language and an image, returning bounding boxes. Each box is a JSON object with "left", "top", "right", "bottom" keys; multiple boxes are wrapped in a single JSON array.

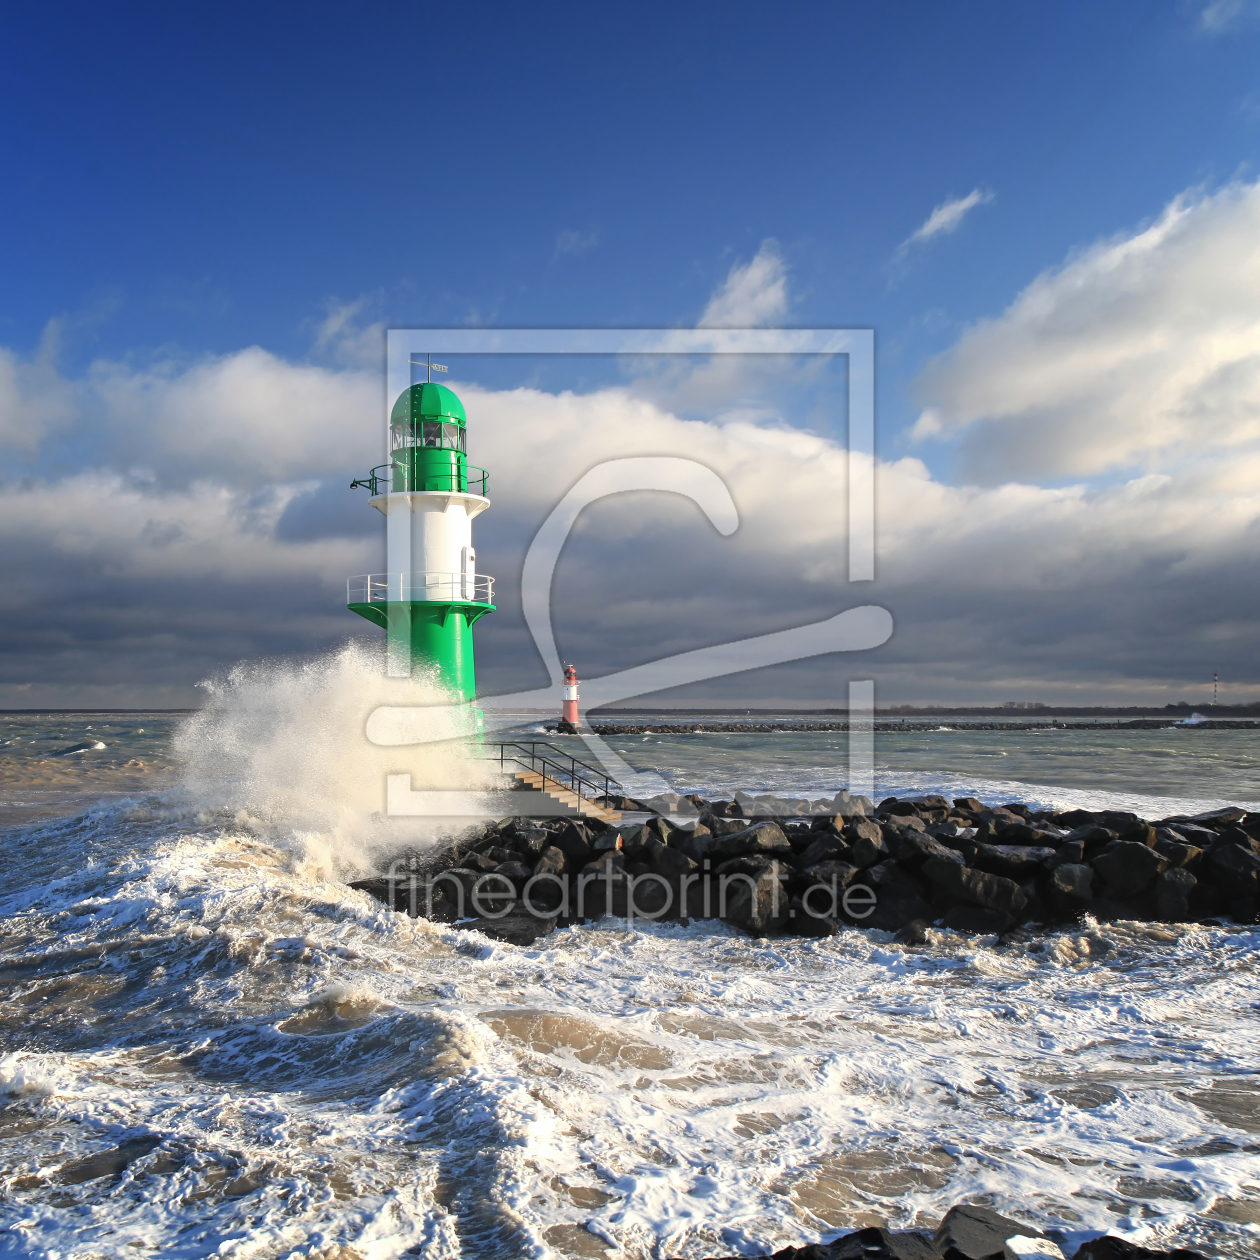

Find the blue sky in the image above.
[{"left": 4, "top": 1, "right": 1260, "bottom": 707}]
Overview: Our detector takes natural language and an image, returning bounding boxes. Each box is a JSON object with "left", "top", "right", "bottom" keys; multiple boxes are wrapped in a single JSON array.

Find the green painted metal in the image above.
[
  {"left": 391, "top": 382, "right": 467, "bottom": 427},
  {"left": 348, "top": 599, "right": 494, "bottom": 702},
  {"left": 388, "top": 382, "right": 474, "bottom": 494},
  {"left": 348, "top": 382, "right": 495, "bottom": 705}
]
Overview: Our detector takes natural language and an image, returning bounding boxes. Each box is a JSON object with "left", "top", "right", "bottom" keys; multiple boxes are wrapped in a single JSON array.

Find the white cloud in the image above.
[
  {"left": 1200, "top": 0, "right": 1260, "bottom": 31},
  {"left": 553, "top": 228, "right": 599, "bottom": 258},
  {"left": 915, "top": 178, "right": 1260, "bottom": 478},
  {"left": 697, "top": 241, "right": 788, "bottom": 327},
  {"left": 0, "top": 322, "right": 81, "bottom": 450},
  {"left": 90, "top": 346, "right": 380, "bottom": 484},
  {"left": 898, "top": 189, "right": 993, "bottom": 254}
]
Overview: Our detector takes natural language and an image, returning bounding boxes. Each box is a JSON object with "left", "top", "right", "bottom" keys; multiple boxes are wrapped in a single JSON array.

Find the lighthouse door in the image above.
[{"left": 461, "top": 546, "right": 476, "bottom": 600}]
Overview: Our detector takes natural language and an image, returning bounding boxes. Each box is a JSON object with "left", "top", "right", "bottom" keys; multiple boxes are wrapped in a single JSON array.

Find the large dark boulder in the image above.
[
  {"left": 650, "top": 844, "right": 699, "bottom": 877},
  {"left": 722, "top": 864, "right": 791, "bottom": 935},
  {"left": 829, "top": 1226, "right": 941, "bottom": 1260},
  {"left": 1154, "top": 867, "right": 1196, "bottom": 921},
  {"left": 891, "top": 831, "right": 966, "bottom": 870},
  {"left": 922, "top": 858, "right": 1028, "bottom": 921},
  {"left": 852, "top": 830, "right": 892, "bottom": 867},
  {"left": 1208, "top": 840, "right": 1260, "bottom": 888},
  {"left": 803, "top": 859, "right": 860, "bottom": 887},
  {"left": 532, "top": 846, "right": 567, "bottom": 877},
  {"left": 968, "top": 844, "right": 1056, "bottom": 879},
  {"left": 1047, "top": 863, "right": 1095, "bottom": 915},
  {"left": 547, "top": 821, "right": 593, "bottom": 863},
  {"left": 1090, "top": 841, "right": 1169, "bottom": 898},
  {"left": 465, "top": 907, "right": 558, "bottom": 946},
  {"left": 710, "top": 821, "right": 793, "bottom": 859},
  {"left": 1068, "top": 1235, "right": 1209, "bottom": 1260},
  {"left": 848, "top": 817, "right": 885, "bottom": 846},
  {"left": 799, "top": 835, "right": 851, "bottom": 869},
  {"left": 934, "top": 1205, "right": 1042, "bottom": 1260},
  {"left": 863, "top": 882, "right": 932, "bottom": 931}
]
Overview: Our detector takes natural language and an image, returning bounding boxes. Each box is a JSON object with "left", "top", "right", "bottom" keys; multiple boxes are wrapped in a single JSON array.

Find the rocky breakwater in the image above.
[
  {"left": 676, "top": 1203, "right": 1211, "bottom": 1260},
  {"left": 351, "top": 790, "right": 1260, "bottom": 945}
]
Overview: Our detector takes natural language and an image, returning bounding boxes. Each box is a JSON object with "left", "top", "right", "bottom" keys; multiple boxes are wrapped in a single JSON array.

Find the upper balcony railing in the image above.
[
  {"left": 350, "top": 463, "right": 489, "bottom": 498},
  {"left": 348, "top": 572, "right": 495, "bottom": 606}
]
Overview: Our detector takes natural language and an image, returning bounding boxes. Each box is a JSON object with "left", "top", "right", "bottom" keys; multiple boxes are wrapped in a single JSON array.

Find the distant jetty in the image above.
[{"left": 577, "top": 719, "right": 1260, "bottom": 732}]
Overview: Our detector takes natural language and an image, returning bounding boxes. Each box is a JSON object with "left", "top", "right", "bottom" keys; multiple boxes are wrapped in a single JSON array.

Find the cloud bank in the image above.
[{"left": 3, "top": 193, "right": 1260, "bottom": 709}]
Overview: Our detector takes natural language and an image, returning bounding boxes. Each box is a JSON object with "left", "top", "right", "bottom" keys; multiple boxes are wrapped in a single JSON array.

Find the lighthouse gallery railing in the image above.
[
  {"left": 348, "top": 573, "right": 495, "bottom": 605},
  {"left": 351, "top": 463, "right": 489, "bottom": 497}
]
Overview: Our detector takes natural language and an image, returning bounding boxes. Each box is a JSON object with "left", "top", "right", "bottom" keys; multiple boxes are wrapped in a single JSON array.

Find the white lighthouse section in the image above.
[{"left": 373, "top": 490, "right": 489, "bottom": 604}]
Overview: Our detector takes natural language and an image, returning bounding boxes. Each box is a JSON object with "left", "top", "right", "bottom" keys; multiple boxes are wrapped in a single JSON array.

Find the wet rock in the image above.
[
  {"left": 505, "top": 823, "right": 550, "bottom": 857},
  {"left": 789, "top": 895, "right": 839, "bottom": 937},
  {"left": 969, "top": 844, "right": 1056, "bottom": 879},
  {"left": 954, "top": 797, "right": 985, "bottom": 812},
  {"left": 891, "top": 831, "right": 966, "bottom": 869},
  {"left": 710, "top": 820, "right": 793, "bottom": 858},
  {"left": 852, "top": 830, "right": 892, "bottom": 867},
  {"left": 922, "top": 858, "right": 1028, "bottom": 919},
  {"left": 1154, "top": 867, "right": 1196, "bottom": 921},
  {"left": 831, "top": 789, "right": 873, "bottom": 816},
  {"left": 893, "top": 918, "right": 931, "bottom": 945},
  {"left": 723, "top": 864, "right": 791, "bottom": 935},
  {"left": 799, "top": 836, "right": 851, "bottom": 869},
  {"left": 1047, "top": 863, "right": 1095, "bottom": 913},
  {"left": 863, "top": 882, "right": 932, "bottom": 931},
  {"left": 935, "top": 1204, "right": 1043, "bottom": 1260},
  {"left": 848, "top": 817, "right": 885, "bottom": 844},
  {"left": 1068, "top": 1236, "right": 1209, "bottom": 1260},
  {"left": 1046, "top": 841, "right": 1086, "bottom": 867},
  {"left": 465, "top": 907, "right": 558, "bottom": 946},
  {"left": 651, "top": 844, "right": 699, "bottom": 877},
  {"left": 830, "top": 1226, "right": 942, "bottom": 1260},
  {"left": 803, "top": 859, "right": 859, "bottom": 887},
  {"left": 532, "top": 846, "right": 566, "bottom": 877},
  {"left": 1090, "top": 841, "right": 1170, "bottom": 898},
  {"left": 942, "top": 904, "right": 1012, "bottom": 934},
  {"left": 1208, "top": 841, "right": 1260, "bottom": 896},
  {"left": 1153, "top": 837, "right": 1202, "bottom": 868},
  {"left": 493, "top": 860, "right": 532, "bottom": 883},
  {"left": 548, "top": 821, "right": 592, "bottom": 863}
]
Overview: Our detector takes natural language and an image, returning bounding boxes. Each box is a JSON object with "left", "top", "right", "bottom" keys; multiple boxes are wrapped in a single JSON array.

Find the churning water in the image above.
[{"left": 2, "top": 656, "right": 1260, "bottom": 1259}]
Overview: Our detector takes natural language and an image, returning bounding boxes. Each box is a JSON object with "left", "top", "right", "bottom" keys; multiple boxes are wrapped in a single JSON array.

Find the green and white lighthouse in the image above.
[{"left": 348, "top": 382, "right": 495, "bottom": 704}]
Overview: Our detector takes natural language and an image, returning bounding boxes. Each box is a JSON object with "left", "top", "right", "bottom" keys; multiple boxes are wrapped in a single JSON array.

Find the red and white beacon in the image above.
[{"left": 561, "top": 663, "right": 580, "bottom": 729}]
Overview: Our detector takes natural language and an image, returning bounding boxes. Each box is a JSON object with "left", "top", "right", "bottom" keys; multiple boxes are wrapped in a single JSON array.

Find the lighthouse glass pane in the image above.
[{"left": 422, "top": 422, "right": 443, "bottom": 447}]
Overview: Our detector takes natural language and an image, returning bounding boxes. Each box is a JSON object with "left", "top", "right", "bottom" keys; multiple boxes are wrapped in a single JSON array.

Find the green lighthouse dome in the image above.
[{"left": 391, "top": 382, "right": 466, "bottom": 427}]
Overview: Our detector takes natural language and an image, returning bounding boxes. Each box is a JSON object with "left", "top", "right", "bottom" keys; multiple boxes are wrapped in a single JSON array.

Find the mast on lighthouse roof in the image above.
[{"left": 347, "top": 380, "right": 495, "bottom": 710}]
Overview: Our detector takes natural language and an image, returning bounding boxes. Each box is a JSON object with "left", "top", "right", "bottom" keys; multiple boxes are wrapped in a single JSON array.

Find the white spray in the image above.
[{"left": 171, "top": 642, "right": 501, "bottom": 878}]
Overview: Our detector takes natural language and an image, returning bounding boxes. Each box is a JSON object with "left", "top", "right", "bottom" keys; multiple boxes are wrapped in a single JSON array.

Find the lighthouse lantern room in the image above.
[{"left": 348, "top": 381, "right": 495, "bottom": 706}]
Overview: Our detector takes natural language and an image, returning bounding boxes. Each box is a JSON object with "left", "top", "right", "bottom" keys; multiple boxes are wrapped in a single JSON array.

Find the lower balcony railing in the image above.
[{"left": 348, "top": 572, "right": 495, "bottom": 605}]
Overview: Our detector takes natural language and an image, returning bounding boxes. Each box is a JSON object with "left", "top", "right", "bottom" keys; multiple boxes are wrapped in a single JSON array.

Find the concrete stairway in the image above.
[{"left": 511, "top": 768, "right": 622, "bottom": 823}]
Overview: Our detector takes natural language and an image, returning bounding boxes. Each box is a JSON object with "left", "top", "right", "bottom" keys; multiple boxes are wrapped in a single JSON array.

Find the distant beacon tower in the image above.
[
  {"left": 348, "top": 382, "right": 494, "bottom": 704},
  {"left": 562, "top": 663, "right": 580, "bottom": 727}
]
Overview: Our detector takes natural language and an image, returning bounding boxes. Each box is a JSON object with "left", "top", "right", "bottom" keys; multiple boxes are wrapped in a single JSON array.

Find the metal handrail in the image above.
[
  {"left": 484, "top": 740, "right": 619, "bottom": 805},
  {"left": 351, "top": 462, "right": 489, "bottom": 498},
  {"left": 348, "top": 572, "right": 495, "bottom": 605}
]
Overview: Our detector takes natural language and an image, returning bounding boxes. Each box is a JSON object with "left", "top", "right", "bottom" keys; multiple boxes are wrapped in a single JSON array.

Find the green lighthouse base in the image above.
[{"left": 348, "top": 598, "right": 495, "bottom": 702}]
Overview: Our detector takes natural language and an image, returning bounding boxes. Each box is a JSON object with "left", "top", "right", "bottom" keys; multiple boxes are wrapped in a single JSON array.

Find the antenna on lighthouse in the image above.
[{"left": 410, "top": 354, "right": 449, "bottom": 383}]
